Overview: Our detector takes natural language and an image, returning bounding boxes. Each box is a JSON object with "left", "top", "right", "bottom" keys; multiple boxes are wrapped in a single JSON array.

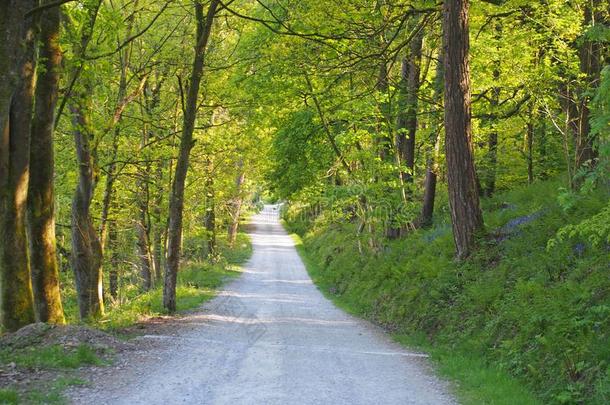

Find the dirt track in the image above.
[{"left": 68, "top": 205, "right": 455, "bottom": 404}]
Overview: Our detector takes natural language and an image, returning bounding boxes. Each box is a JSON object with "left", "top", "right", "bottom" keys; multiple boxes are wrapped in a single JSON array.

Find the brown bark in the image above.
[
  {"left": 419, "top": 54, "right": 444, "bottom": 228},
  {"left": 376, "top": 61, "right": 392, "bottom": 161},
  {"left": 572, "top": 1, "right": 604, "bottom": 174},
  {"left": 136, "top": 131, "right": 153, "bottom": 290},
  {"left": 526, "top": 122, "right": 534, "bottom": 184},
  {"left": 204, "top": 162, "right": 216, "bottom": 258},
  {"left": 137, "top": 76, "right": 164, "bottom": 289},
  {"left": 28, "top": 0, "right": 65, "bottom": 324},
  {"left": 69, "top": 89, "right": 104, "bottom": 319},
  {"left": 63, "top": 0, "right": 103, "bottom": 321},
  {"left": 442, "top": 0, "right": 484, "bottom": 259},
  {"left": 151, "top": 122, "right": 165, "bottom": 283},
  {"left": 228, "top": 162, "right": 245, "bottom": 247},
  {"left": 526, "top": 102, "right": 535, "bottom": 184},
  {"left": 107, "top": 221, "right": 119, "bottom": 300},
  {"left": 397, "top": 27, "right": 423, "bottom": 185},
  {"left": 98, "top": 131, "right": 119, "bottom": 251},
  {"left": 0, "top": 1, "right": 37, "bottom": 331},
  {"left": 136, "top": 198, "right": 153, "bottom": 290},
  {"left": 164, "top": 0, "right": 219, "bottom": 312}
]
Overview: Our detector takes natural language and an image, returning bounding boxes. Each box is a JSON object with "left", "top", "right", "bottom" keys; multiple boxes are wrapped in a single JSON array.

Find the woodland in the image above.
[{"left": 0, "top": 0, "right": 609, "bottom": 403}]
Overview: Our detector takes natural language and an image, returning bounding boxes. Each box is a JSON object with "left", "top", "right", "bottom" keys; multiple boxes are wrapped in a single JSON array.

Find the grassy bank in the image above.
[
  {"left": 286, "top": 179, "right": 609, "bottom": 404},
  {"left": 59, "top": 232, "right": 252, "bottom": 330}
]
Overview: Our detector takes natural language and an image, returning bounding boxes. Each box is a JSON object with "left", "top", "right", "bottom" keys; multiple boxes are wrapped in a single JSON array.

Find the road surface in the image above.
[{"left": 69, "top": 205, "right": 455, "bottom": 405}]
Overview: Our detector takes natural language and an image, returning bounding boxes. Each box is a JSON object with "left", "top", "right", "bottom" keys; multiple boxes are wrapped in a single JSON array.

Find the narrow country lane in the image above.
[{"left": 69, "top": 205, "right": 455, "bottom": 405}]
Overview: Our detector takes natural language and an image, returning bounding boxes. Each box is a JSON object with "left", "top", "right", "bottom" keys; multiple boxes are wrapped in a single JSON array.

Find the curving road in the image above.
[{"left": 69, "top": 205, "right": 455, "bottom": 404}]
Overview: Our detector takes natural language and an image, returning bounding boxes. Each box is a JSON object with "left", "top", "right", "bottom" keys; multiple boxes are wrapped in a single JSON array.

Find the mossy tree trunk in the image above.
[
  {"left": 0, "top": 0, "right": 37, "bottom": 331},
  {"left": 572, "top": 0, "right": 605, "bottom": 175},
  {"left": 28, "top": 0, "right": 65, "bottom": 324},
  {"left": 69, "top": 88, "right": 104, "bottom": 320}
]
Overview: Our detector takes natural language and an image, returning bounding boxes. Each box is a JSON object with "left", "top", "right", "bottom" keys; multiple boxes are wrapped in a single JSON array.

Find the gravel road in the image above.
[{"left": 69, "top": 205, "right": 456, "bottom": 405}]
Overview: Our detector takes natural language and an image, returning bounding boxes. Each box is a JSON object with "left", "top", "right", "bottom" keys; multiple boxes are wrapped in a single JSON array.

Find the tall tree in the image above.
[
  {"left": 69, "top": 81, "right": 105, "bottom": 319},
  {"left": 228, "top": 160, "right": 245, "bottom": 247},
  {"left": 482, "top": 22, "right": 502, "bottom": 197},
  {"left": 28, "top": 0, "right": 65, "bottom": 324},
  {"left": 203, "top": 157, "right": 217, "bottom": 258},
  {"left": 419, "top": 53, "right": 444, "bottom": 228},
  {"left": 442, "top": 0, "right": 484, "bottom": 258},
  {"left": 67, "top": 3, "right": 104, "bottom": 320},
  {"left": 0, "top": 0, "right": 37, "bottom": 331},
  {"left": 164, "top": 0, "right": 220, "bottom": 312},
  {"left": 396, "top": 25, "right": 423, "bottom": 187},
  {"left": 572, "top": 0, "right": 605, "bottom": 174}
]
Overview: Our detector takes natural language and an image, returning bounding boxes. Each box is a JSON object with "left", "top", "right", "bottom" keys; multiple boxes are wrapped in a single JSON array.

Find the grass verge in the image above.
[
  {"left": 60, "top": 231, "right": 252, "bottom": 330},
  {"left": 0, "top": 231, "right": 253, "bottom": 404},
  {"left": 0, "top": 343, "right": 100, "bottom": 405},
  {"left": 291, "top": 234, "right": 541, "bottom": 404},
  {"left": 287, "top": 179, "right": 609, "bottom": 404}
]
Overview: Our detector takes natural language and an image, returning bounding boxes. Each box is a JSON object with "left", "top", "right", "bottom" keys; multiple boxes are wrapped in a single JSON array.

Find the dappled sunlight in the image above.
[
  {"left": 238, "top": 268, "right": 269, "bottom": 275},
  {"left": 260, "top": 279, "right": 313, "bottom": 285},
  {"left": 190, "top": 313, "right": 357, "bottom": 326},
  {"left": 214, "top": 290, "right": 307, "bottom": 304},
  {"left": 250, "top": 236, "right": 295, "bottom": 248}
]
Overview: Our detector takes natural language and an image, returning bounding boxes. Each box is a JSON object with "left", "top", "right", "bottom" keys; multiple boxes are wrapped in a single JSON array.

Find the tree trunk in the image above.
[
  {"left": 28, "top": 1, "right": 65, "bottom": 324},
  {"left": 526, "top": 102, "right": 535, "bottom": 184},
  {"left": 376, "top": 61, "right": 392, "bottom": 161},
  {"left": 136, "top": 200, "right": 153, "bottom": 290},
  {"left": 98, "top": 2, "right": 136, "bottom": 251},
  {"left": 572, "top": 0, "right": 604, "bottom": 174},
  {"left": 98, "top": 130, "right": 119, "bottom": 252},
  {"left": 69, "top": 91, "right": 104, "bottom": 320},
  {"left": 397, "top": 27, "right": 423, "bottom": 186},
  {"left": 152, "top": 147, "right": 165, "bottom": 283},
  {"left": 136, "top": 139, "right": 153, "bottom": 290},
  {"left": 107, "top": 221, "right": 119, "bottom": 301},
  {"left": 485, "top": 128, "right": 498, "bottom": 196},
  {"left": 228, "top": 163, "right": 245, "bottom": 247},
  {"left": 0, "top": 1, "right": 37, "bottom": 331},
  {"left": 442, "top": 0, "right": 484, "bottom": 259},
  {"left": 483, "top": 23, "right": 502, "bottom": 197},
  {"left": 536, "top": 105, "right": 548, "bottom": 180},
  {"left": 419, "top": 54, "right": 444, "bottom": 228},
  {"left": 164, "top": 0, "right": 219, "bottom": 312},
  {"left": 204, "top": 164, "right": 217, "bottom": 258}
]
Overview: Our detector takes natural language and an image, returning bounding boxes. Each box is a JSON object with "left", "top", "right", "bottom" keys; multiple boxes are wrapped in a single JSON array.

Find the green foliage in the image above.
[
  {"left": 0, "top": 377, "right": 88, "bottom": 405},
  {"left": 0, "top": 344, "right": 102, "bottom": 370},
  {"left": 96, "top": 233, "right": 249, "bottom": 330},
  {"left": 549, "top": 202, "right": 610, "bottom": 248},
  {"left": 0, "top": 389, "right": 19, "bottom": 405},
  {"left": 268, "top": 109, "right": 333, "bottom": 199},
  {"left": 57, "top": 232, "right": 251, "bottom": 330},
  {"left": 394, "top": 334, "right": 542, "bottom": 405},
  {"left": 222, "top": 233, "right": 254, "bottom": 265},
  {"left": 289, "top": 179, "right": 610, "bottom": 404}
]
